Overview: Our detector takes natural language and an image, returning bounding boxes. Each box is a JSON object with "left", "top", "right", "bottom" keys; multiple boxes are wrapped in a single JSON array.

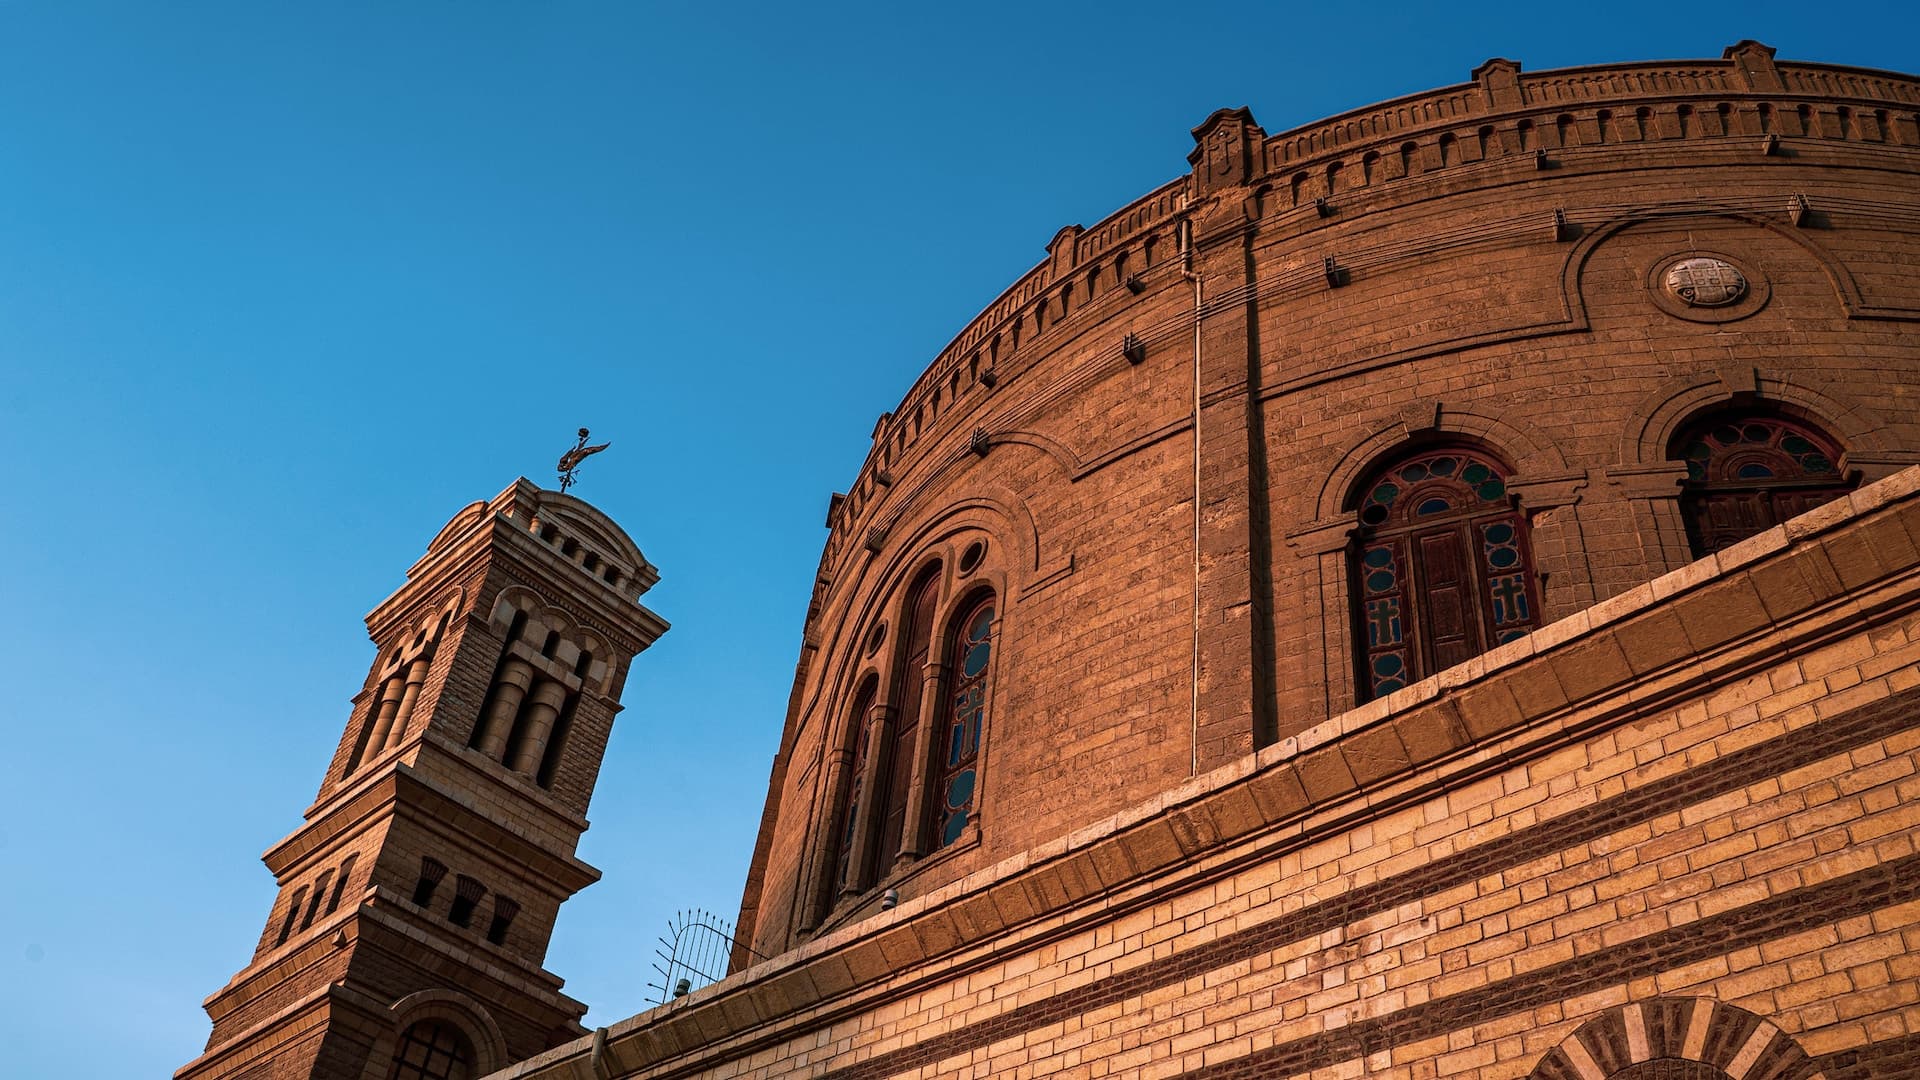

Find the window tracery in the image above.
[
  {"left": 929, "top": 595, "right": 994, "bottom": 850},
  {"left": 1352, "top": 446, "right": 1541, "bottom": 700},
  {"left": 1672, "top": 412, "right": 1853, "bottom": 557},
  {"left": 873, "top": 566, "right": 941, "bottom": 871}
]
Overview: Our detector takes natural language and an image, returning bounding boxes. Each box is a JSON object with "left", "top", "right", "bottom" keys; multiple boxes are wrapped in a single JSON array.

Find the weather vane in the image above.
[{"left": 556, "top": 427, "right": 610, "bottom": 494}]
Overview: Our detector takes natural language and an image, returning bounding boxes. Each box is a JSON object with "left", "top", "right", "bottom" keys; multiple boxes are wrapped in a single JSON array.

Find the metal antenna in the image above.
[{"left": 556, "top": 427, "right": 610, "bottom": 494}]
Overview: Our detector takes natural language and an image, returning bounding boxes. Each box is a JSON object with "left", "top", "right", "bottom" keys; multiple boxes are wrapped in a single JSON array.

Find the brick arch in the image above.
[
  {"left": 1561, "top": 208, "right": 1867, "bottom": 321},
  {"left": 1618, "top": 371, "right": 1889, "bottom": 468},
  {"left": 991, "top": 428, "right": 1086, "bottom": 475},
  {"left": 1314, "top": 406, "right": 1567, "bottom": 521},
  {"left": 354, "top": 988, "right": 509, "bottom": 1080},
  {"left": 1528, "top": 997, "right": 1823, "bottom": 1080},
  {"left": 814, "top": 506, "right": 1020, "bottom": 786}
]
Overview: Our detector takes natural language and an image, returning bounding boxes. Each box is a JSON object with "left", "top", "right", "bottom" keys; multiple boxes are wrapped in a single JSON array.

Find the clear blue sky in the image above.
[{"left": 0, "top": 3, "right": 1911, "bottom": 1075}]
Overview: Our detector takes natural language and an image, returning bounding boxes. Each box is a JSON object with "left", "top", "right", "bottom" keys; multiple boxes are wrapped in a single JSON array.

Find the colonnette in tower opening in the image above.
[{"left": 188, "top": 41, "right": 1920, "bottom": 1080}]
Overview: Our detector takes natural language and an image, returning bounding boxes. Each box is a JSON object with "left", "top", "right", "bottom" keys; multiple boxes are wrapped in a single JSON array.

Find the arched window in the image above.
[
  {"left": 1352, "top": 447, "right": 1542, "bottom": 701},
  {"left": 387, "top": 1019, "right": 475, "bottom": 1080},
  {"left": 1673, "top": 412, "right": 1853, "bottom": 558},
  {"left": 929, "top": 595, "right": 995, "bottom": 849},
  {"left": 832, "top": 678, "right": 878, "bottom": 894},
  {"left": 873, "top": 566, "right": 941, "bottom": 871}
]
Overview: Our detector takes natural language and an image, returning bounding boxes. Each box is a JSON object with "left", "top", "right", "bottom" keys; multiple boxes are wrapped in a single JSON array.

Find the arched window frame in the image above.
[
  {"left": 385, "top": 1019, "right": 477, "bottom": 1080},
  {"left": 1350, "top": 444, "right": 1543, "bottom": 702},
  {"left": 1670, "top": 410, "right": 1855, "bottom": 558},
  {"left": 926, "top": 590, "right": 996, "bottom": 851},
  {"left": 830, "top": 676, "right": 880, "bottom": 895},
  {"left": 869, "top": 563, "right": 943, "bottom": 876}
]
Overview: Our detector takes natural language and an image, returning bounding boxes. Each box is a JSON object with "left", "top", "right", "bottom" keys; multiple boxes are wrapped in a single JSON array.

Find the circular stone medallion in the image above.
[{"left": 1663, "top": 257, "right": 1748, "bottom": 307}]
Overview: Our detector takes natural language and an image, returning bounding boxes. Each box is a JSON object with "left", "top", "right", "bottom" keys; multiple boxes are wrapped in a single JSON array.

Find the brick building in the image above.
[{"left": 185, "top": 43, "right": 1920, "bottom": 1080}]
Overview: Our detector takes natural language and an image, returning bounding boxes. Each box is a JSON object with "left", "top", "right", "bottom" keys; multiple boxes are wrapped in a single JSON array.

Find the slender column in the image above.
[
  {"left": 507, "top": 680, "right": 570, "bottom": 775},
  {"left": 383, "top": 658, "right": 433, "bottom": 750},
  {"left": 358, "top": 676, "right": 408, "bottom": 766},
  {"left": 896, "top": 660, "right": 949, "bottom": 864},
  {"left": 839, "top": 704, "right": 895, "bottom": 899},
  {"left": 796, "top": 749, "right": 851, "bottom": 931},
  {"left": 473, "top": 658, "right": 536, "bottom": 761}
]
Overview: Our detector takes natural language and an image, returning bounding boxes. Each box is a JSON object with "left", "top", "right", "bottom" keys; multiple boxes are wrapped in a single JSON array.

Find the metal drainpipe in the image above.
[{"left": 1180, "top": 212, "right": 1202, "bottom": 777}]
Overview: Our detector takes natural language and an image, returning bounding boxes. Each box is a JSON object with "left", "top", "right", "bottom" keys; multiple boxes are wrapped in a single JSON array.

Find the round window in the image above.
[{"left": 958, "top": 540, "right": 987, "bottom": 575}]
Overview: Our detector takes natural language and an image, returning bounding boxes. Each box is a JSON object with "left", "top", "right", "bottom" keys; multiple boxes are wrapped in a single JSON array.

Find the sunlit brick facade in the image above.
[
  {"left": 510, "top": 43, "right": 1920, "bottom": 1080},
  {"left": 191, "top": 42, "right": 1920, "bottom": 1080}
]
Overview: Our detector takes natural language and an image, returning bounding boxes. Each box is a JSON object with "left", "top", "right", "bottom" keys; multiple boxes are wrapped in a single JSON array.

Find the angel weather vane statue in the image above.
[{"left": 557, "top": 428, "right": 610, "bottom": 494}]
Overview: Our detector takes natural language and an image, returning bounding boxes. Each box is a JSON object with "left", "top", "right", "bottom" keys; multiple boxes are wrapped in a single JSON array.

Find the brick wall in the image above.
[
  {"left": 734, "top": 46, "right": 1920, "bottom": 964},
  {"left": 505, "top": 462, "right": 1920, "bottom": 1080}
]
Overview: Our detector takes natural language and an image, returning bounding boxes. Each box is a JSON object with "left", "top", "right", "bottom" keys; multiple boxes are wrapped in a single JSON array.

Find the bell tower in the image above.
[{"left": 178, "top": 479, "right": 668, "bottom": 1080}]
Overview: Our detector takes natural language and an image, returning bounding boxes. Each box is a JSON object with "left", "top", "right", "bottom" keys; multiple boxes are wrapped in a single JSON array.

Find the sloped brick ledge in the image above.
[{"left": 496, "top": 464, "right": 1920, "bottom": 1080}]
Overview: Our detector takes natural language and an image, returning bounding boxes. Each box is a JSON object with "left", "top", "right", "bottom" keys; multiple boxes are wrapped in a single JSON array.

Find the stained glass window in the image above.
[
  {"left": 832, "top": 679, "right": 878, "bottom": 895},
  {"left": 387, "top": 1020, "right": 475, "bottom": 1080},
  {"left": 874, "top": 566, "right": 941, "bottom": 871},
  {"left": 1673, "top": 413, "right": 1853, "bottom": 558},
  {"left": 929, "top": 596, "right": 994, "bottom": 850},
  {"left": 1352, "top": 448, "right": 1541, "bottom": 701}
]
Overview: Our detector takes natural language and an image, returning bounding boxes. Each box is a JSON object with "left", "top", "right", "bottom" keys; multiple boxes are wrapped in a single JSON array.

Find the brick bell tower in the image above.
[{"left": 178, "top": 480, "right": 668, "bottom": 1080}]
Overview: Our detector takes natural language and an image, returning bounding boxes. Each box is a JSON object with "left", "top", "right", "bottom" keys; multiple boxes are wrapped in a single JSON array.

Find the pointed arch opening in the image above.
[{"left": 1350, "top": 445, "right": 1542, "bottom": 701}]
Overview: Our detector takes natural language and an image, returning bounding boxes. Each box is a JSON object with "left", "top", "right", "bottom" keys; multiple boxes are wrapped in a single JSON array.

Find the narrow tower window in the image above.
[
  {"left": 325, "top": 854, "right": 359, "bottom": 915},
  {"left": 448, "top": 875, "right": 486, "bottom": 928},
  {"left": 412, "top": 857, "right": 448, "bottom": 908},
  {"left": 873, "top": 565, "right": 941, "bottom": 870},
  {"left": 276, "top": 887, "right": 309, "bottom": 946},
  {"left": 486, "top": 896, "right": 520, "bottom": 946},
  {"left": 299, "top": 870, "right": 335, "bottom": 930},
  {"left": 1351, "top": 447, "right": 1542, "bottom": 701}
]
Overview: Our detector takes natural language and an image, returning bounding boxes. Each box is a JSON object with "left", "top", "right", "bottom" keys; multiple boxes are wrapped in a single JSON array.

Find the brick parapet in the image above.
[
  {"left": 506, "top": 463, "right": 1920, "bottom": 1079},
  {"left": 823, "top": 51, "right": 1920, "bottom": 578},
  {"left": 748, "top": 44, "right": 1920, "bottom": 960}
]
